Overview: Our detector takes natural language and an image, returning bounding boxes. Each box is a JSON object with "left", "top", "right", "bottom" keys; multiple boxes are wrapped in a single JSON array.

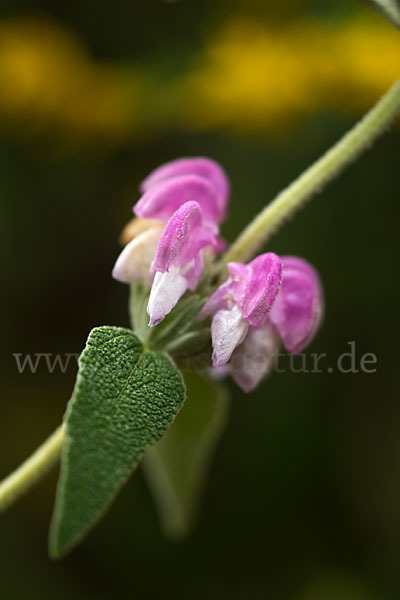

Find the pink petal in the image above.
[
  {"left": 152, "top": 201, "right": 215, "bottom": 273},
  {"left": 269, "top": 256, "right": 323, "bottom": 354},
  {"left": 227, "top": 261, "right": 250, "bottom": 281},
  {"left": 200, "top": 254, "right": 282, "bottom": 325},
  {"left": 183, "top": 252, "right": 204, "bottom": 292},
  {"left": 140, "top": 157, "right": 229, "bottom": 221},
  {"left": 198, "top": 279, "right": 234, "bottom": 319},
  {"left": 230, "top": 321, "right": 280, "bottom": 392},
  {"left": 227, "top": 261, "right": 252, "bottom": 307},
  {"left": 134, "top": 175, "right": 222, "bottom": 226},
  {"left": 239, "top": 253, "right": 282, "bottom": 327}
]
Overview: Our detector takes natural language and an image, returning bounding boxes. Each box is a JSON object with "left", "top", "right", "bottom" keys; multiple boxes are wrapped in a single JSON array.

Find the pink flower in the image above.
[
  {"left": 112, "top": 157, "right": 229, "bottom": 325},
  {"left": 200, "top": 253, "right": 283, "bottom": 367},
  {"left": 269, "top": 256, "right": 323, "bottom": 354},
  {"left": 202, "top": 255, "right": 323, "bottom": 391},
  {"left": 147, "top": 201, "right": 218, "bottom": 326},
  {"left": 138, "top": 156, "right": 229, "bottom": 225}
]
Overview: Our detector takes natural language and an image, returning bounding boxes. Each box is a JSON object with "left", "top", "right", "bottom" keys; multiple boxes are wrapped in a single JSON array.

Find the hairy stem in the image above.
[
  {"left": 218, "top": 78, "right": 400, "bottom": 269},
  {"left": 0, "top": 424, "right": 65, "bottom": 513}
]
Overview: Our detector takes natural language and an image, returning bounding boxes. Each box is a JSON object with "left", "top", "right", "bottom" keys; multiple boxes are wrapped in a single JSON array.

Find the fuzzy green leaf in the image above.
[
  {"left": 143, "top": 371, "right": 229, "bottom": 539},
  {"left": 49, "top": 326, "right": 185, "bottom": 558},
  {"left": 365, "top": 0, "right": 400, "bottom": 27}
]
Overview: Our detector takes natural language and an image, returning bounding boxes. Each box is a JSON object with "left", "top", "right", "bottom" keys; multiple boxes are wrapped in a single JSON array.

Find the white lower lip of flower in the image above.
[
  {"left": 211, "top": 304, "right": 249, "bottom": 367},
  {"left": 147, "top": 267, "right": 189, "bottom": 327},
  {"left": 112, "top": 226, "right": 163, "bottom": 284},
  {"left": 231, "top": 322, "right": 279, "bottom": 392}
]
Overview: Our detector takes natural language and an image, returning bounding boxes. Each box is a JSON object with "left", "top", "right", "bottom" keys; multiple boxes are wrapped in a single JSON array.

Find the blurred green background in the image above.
[{"left": 1, "top": 1, "right": 400, "bottom": 598}]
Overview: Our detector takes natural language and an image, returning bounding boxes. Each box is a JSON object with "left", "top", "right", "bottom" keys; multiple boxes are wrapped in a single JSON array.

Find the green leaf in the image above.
[
  {"left": 365, "top": 0, "right": 400, "bottom": 28},
  {"left": 143, "top": 371, "right": 229, "bottom": 539},
  {"left": 49, "top": 326, "right": 185, "bottom": 558}
]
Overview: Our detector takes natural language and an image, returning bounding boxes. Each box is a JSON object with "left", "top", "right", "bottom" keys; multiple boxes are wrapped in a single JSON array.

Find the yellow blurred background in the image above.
[{"left": 0, "top": 11, "right": 399, "bottom": 145}]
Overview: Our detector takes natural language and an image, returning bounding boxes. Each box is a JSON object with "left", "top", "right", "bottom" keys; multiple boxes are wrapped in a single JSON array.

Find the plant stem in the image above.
[
  {"left": 218, "top": 78, "right": 400, "bottom": 269},
  {"left": 0, "top": 424, "right": 65, "bottom": 513}
]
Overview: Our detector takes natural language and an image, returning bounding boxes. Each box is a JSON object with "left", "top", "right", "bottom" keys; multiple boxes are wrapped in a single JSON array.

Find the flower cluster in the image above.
[
  {"left": 200, "top": 254, "right": 323, "bottom": 391},
  {"left": 113, "top": 157, "right": 229, "bottom": 326},
  {"left": 113, "top": 157, "right": 323, "bottom": 391}
]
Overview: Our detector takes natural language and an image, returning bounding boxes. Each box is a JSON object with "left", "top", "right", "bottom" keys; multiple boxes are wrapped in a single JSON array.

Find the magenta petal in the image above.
[
  {"left": 200, "top": 254, "right": 282, "bottom": 324},
  {"left": 199, "top": 261, "right": 249, "bottom": 320},
  {"left": 140, "top": 157, "right": 229, "bottom": 221},
  {"left": 227, "top": 261, "right": 252, "bottom": 307},
  {"left": 184, "top": 252, "right": 204, "bottom": 291},
  {"left": 231, "top": 321, "right": 280, "bottom": 392},
  {"left": 199, "top": 279, "right": 234, "bottom": 319},
  {"left": 239, "top": 253, "right": 282, "bottom": 327},
  {"left": 152, "top": 201, "right": 215, "bottom": 273},
  {"left": 227, "top": 262, "right": 249, "bottom": 281},
  {"left": 278, "top": 256, "right": 321, "bottom": 285},
  {"left": 214, "top": 235, "right": 227, "bottom": 254},
  {"left": 269, "top": 256, "right": 323, "bottom": 354},
  {"left": 134, "top": 174, "right": 222, "bottom": 226}
]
